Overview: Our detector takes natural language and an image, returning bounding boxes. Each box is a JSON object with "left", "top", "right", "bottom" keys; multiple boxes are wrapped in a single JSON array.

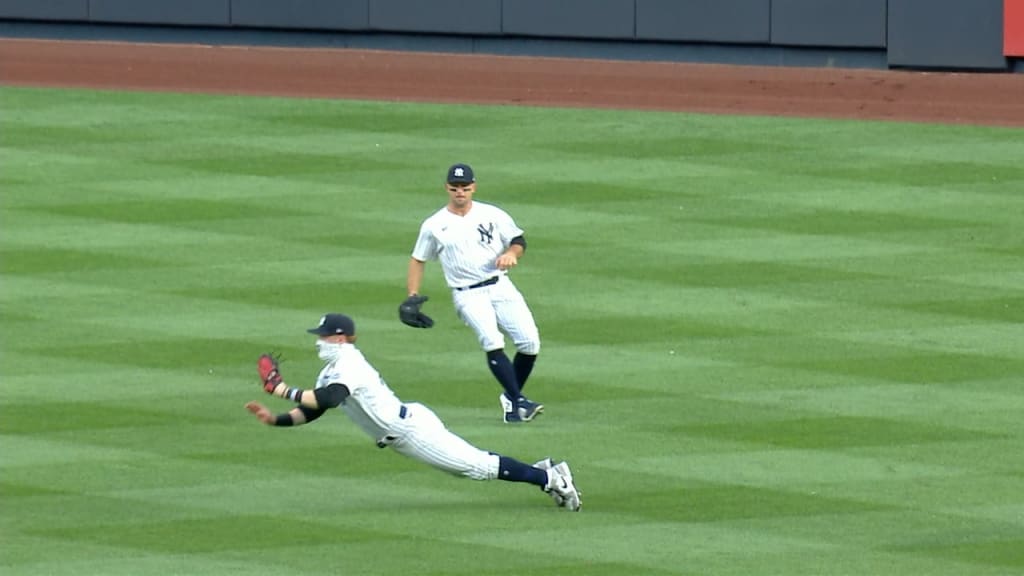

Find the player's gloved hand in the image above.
[
  {"left": 399, "top": 295, "right": 434, "bottom": 328},
  {"left": 257, "top": 353, "right": 283, "bottom": 394}
]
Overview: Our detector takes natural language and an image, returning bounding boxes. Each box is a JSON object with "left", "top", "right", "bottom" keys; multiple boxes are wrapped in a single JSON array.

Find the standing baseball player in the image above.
[
  {"left": 246, "top": 313, "right": 581, "bottom": 511},
  {"left": 399, "top": 163, "right": 543, "bottom": 424}
]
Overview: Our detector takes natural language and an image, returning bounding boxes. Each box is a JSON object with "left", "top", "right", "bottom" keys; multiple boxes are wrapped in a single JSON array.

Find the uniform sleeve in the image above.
[
  {"left": 316, "top": 367, "right": 344, "bottom": 390},
  {"left": 496, "top": 207, "right": 525, "bottom": 246},
  {"left": 410, "top": 221, "right": 439, "bottom": 261}
]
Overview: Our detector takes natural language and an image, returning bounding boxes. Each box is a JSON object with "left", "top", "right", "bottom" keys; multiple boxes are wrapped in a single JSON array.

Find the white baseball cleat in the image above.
[
  {"left": 533, "top": 457, "right": 555, "bottom": 470},
  {"left": 499, "top": 393, "right": 513, "bottom": 413},
  {"left": 546, "top": 461, "right": 582, "bottom": 511},
  {"left": 543, "top": 468, "right": 566, "bottom": 507},
  {"left": 499, "top": 394, "right": 520, "bottom": 423},
  {"left": 536, "top": 458, "right": 563, "bottom": 506}
]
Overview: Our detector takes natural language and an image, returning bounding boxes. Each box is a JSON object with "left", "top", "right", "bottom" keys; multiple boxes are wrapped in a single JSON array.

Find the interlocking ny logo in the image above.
[
  {"left": 477, "top": 222, "right": 494, "bottom": 244},
  {"left": 453, "top": 167, "right": 465, "bottom": 178}
]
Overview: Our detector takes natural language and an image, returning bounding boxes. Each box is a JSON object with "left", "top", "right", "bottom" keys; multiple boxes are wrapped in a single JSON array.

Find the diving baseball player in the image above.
[
  {"left": 399, "top": 163, "right": 544, "bottom": 424},
  {"left": 246, "top": 313, "right": 581, "bottom": 511}
]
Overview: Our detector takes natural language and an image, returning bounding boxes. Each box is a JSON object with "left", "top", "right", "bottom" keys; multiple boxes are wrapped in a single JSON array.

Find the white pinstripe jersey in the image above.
[
  {"left": 315, "top": 344, "right": 404, "bottom": 441},
  {"left": 411, "top": 201, "right": 524, "bottom": 289},
  {"left": 313, "top": 343, "right": 501, "bottom": 480}
]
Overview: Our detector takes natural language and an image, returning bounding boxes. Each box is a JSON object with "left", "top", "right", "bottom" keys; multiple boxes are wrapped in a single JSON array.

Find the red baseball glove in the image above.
[{"left": 257, "top": 353, "right": 283, "bottom": 394}]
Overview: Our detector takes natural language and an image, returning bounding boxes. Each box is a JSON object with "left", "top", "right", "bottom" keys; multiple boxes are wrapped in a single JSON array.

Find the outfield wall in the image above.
[{"left": 0, "top": 0, "right": 1016, "bottom": 71}]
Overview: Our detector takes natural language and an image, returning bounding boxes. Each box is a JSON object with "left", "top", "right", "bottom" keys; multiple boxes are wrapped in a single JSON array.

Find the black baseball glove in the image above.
[{"left": 399, "top": 295, "right": 434, "bottom": 328}]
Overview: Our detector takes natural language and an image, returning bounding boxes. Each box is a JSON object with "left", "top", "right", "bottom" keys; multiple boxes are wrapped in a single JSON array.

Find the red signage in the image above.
[{"left": 1008, "top": 0, "right": 1024, "bottom": 56}]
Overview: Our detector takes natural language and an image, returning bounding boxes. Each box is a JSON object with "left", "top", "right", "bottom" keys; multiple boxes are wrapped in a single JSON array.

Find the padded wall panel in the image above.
[
  {"left": 89, "top": 0, "right": 230, "bottom": 26},
  {"left": 231, "top": 0, "right": 369, "bottom": 30},
  {"left": 502, "top": 0, "right": 635, "bottom": 39},
  {"left": 888, "top": 0, "right": 1006, "bottom": 69},
  {"left": 369, "top": 0, "right": 501, "bottom": 34},
  {"left": 636, "top": 0, "right": 770, "bottom": 43},
  {"left": 0, "top": 0, "right": 88, "bottom": 20},
  {"left": 771, "top": 0, "right": 886, "bottom": 48}
]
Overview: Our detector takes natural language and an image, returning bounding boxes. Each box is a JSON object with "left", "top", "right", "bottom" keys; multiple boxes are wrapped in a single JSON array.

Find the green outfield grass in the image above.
[{"left": 2, "top": 86, "right": 1023, "bottom": 575}]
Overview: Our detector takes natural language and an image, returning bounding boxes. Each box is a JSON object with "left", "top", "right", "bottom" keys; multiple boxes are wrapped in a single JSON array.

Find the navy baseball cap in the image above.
[
  {"left": 447, "top": 163, "right": 475, "bottom": 184},
  {"left": 307, "top": 313, "right": 356, "bottom": 336}
]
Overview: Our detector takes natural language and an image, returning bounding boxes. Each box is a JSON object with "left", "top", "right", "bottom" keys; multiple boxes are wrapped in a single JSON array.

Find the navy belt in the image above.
[
  {"left": 455, "top": 276, "right": 499, "bottom": 291},
  {"left": 399, "top": 405, "right": 408, "bottom": 419}
]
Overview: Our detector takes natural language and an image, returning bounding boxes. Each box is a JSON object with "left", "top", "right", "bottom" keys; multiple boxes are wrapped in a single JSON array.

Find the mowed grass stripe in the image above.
[{"left": 3, "top": 85, "right": 1023, "bottom": 575}]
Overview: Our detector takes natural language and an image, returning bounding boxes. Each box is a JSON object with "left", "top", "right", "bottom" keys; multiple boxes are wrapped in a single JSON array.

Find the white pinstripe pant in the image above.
[
  {"left": 388, "top": 403, "right": 500, "bottom": 480},
  {"left": 452, "top": 276, "right": 540, "bottom": 354}
]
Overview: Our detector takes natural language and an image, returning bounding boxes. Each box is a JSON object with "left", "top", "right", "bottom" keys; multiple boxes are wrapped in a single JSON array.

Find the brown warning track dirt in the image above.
[{"left": 1, "top": 38, "right": 1022, "bottom": 126}]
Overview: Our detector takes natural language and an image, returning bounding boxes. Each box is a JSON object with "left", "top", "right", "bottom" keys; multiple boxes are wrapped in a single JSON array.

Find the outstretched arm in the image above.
[
  {"left": 246, "top": 402, "right": 326, "bottom": 427},
  {"left": 265, "top": 382, "right": 351, "bottom": 411},
  {"left": 258, "top": 353, "right": 351, "bottom": 411},
  {"left": 258, "top": 352, "right": 354, "bottom": 409}
]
